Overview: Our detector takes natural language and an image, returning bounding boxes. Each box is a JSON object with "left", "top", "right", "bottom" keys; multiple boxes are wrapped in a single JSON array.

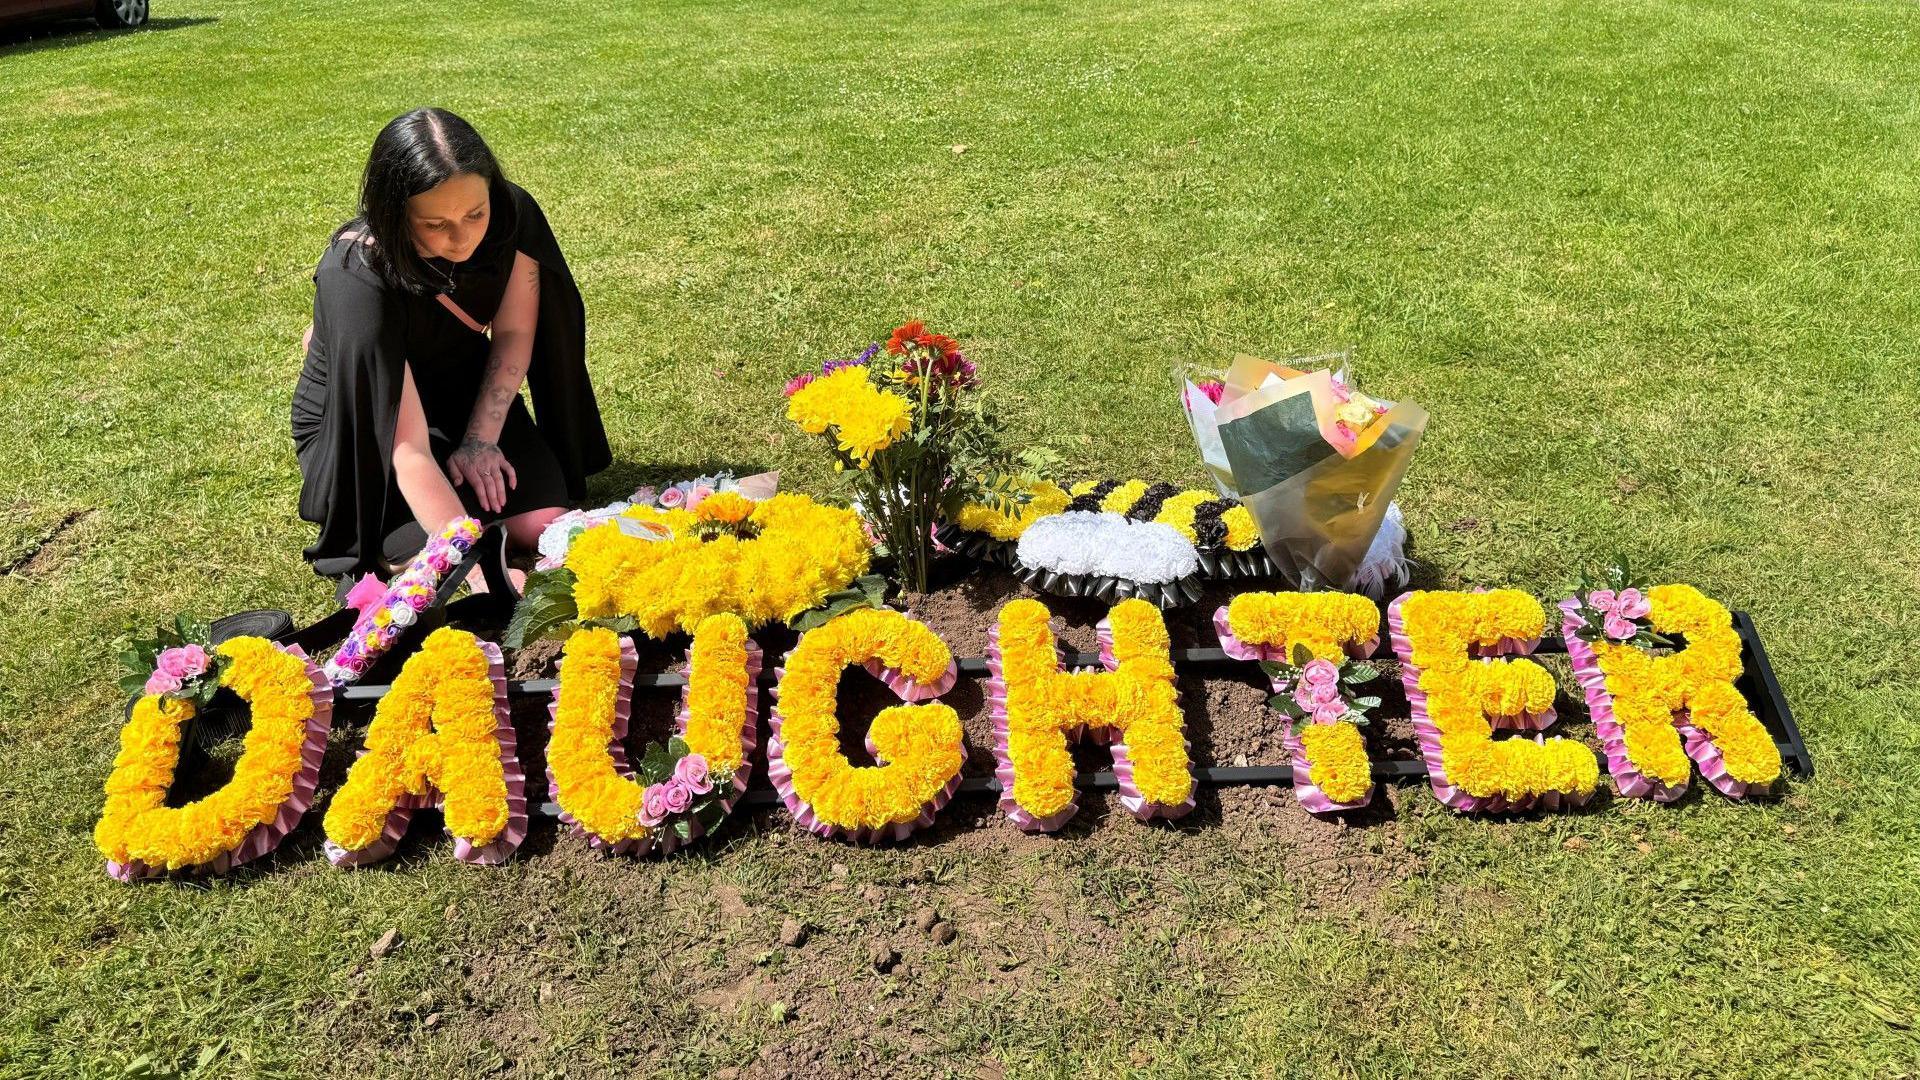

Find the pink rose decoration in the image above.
[
  {"left": 406, "top": 590, "right": 433, "bottom": 613},
  {"left": 1615, "top": 588, "right": 1650, "bottom": 620},
  {"left": 344, "top": 572, "right": 388, "bottom": 615},
  {"left": 686, "top": 485, "right": 716, "bottom": 510},
  {"left": 640, "top": 785, "right": 671, "bottom": 828},
  {"left": 1588, "top": 589, "right": 1617, "bottom": 613},
  {"left": 156, "top": 645, "right": 209, "bottom": 680},
  {"left": 1603, "top": 614, "right": 1637, "bottom": 641},
  {"left": 1310, "top": 681, "right": 1342, "bottom": 707},
  {"left": 1301, "top": 659, "right": 1340, "bottom": 688},
  {"left": 658, "top": 487, "right": 686, "bottom": 508},
  {"left": 674, "top": 753, "right": 713, "bottom": 795},
  {"left": 631, "top": 485, "right": 658, "bottom": 505},
  {"left": 661, "top": 779, "right": 694, "bottom": 815},
  {"left": 144, "top": 670, "right": 183, "bottom": 696},
  {"left": 1312, "top": 702, "right": 1347, "bottom": 725}
]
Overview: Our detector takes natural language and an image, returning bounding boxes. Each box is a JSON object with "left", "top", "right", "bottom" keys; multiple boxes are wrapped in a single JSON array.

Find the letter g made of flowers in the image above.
[
  {"left": 322, "top": 628, "right": 528, "bottom": 866},
  {"left": 766, "top": 608, "right": 966, "bottom": 843},
  {"left": 986, "top": 598, "right": 1196, "bottom": 831}
]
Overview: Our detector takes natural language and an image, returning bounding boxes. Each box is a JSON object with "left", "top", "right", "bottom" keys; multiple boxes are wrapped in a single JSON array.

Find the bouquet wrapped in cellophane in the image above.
[{"left": 1181, "top": 351, "right": 1426, "bottom": 593}]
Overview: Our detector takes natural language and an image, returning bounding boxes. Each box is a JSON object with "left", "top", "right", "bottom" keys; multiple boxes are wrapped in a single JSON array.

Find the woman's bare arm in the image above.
[
  {"left": 392, "top": 363, "right": 468, "bottom": 534},
  {"left": 448, "top": 250, "right": 540, "bottom": 512}
]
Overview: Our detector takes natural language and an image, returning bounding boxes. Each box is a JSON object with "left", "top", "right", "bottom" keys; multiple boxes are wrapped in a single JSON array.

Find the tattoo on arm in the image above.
[{"left": 464, "top": 257, "right": 540, "bottom": 441}]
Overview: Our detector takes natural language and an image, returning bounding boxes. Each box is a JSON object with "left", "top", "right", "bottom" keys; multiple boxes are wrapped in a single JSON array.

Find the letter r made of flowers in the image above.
[
  {"left": 1562, "top": 584, "right": 1780, "bottom": 800},
  {"left": 987, "top": 598, "right": 1195, "bottom": 831}
]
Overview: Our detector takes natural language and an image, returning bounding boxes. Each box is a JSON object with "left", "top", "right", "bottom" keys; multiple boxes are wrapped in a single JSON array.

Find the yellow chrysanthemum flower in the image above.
[
  {"left": 694, "top": 491, "right": 755, "bottom": 526},
  {"left": 952, "top": 481, "right": 1071, "bottom": 541},
  {"left": 567, "top": 494, "right": 871, "bottom": 639},
  {"left": 1299, "top": 722, "right": 1373, "bottom": 804},
  {"left": 785, "top": 366, "right": 913, "bottom": 466},
  {"left": 1225, "top": 591, "right": 1379, "bottom": 660}
]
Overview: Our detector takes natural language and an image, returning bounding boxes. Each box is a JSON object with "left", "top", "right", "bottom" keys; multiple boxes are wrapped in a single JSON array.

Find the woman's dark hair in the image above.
[{"left": 337, "top": 108, "right": 504, "bottom": 295}]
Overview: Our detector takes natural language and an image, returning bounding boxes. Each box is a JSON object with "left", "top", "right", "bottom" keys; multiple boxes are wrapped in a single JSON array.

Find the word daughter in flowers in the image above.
[
  {"left": 100, "top": 580, "right": 1785, "bottom": 877},
  {"left": 291, "top": 108, "right": 610, "bottom": 589}
]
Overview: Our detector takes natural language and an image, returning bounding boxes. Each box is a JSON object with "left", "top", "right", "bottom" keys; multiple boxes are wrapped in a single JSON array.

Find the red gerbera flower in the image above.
[{"left": 886, "top": 321, "right": 926, "bottom": 355}]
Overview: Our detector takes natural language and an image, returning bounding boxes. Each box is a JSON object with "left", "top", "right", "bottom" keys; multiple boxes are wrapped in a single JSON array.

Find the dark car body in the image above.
[{"left": 0, "top": 0, "right": 147, "bottom": 30}]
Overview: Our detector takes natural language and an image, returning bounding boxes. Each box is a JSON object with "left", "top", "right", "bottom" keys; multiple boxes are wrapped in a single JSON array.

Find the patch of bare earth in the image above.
[
  {"left": 335, "top": 564, "right": 1427, "bottom": 1074},
  {"left": 0, "top": 507, "right": 95, "bottom": 578}
]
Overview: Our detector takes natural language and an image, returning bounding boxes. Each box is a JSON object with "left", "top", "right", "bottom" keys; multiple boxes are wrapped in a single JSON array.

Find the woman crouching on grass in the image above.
[{"left": 291, "top": 107, "right": 609, "bottom": 593}]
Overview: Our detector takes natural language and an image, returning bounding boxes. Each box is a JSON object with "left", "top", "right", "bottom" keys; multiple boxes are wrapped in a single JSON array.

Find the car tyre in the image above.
[{"left": 94, "top": 0, "right": 148, "bottom": 29}]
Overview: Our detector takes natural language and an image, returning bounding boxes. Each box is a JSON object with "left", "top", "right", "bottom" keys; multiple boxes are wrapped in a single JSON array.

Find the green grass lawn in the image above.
[{"left": 4, "top": 0, "right": 1920, "bottom": 1075}]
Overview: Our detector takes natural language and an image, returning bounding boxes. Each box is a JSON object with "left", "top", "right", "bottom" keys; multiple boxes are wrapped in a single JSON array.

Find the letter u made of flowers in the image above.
[
  {"left": 1214, "top": 592, "right": 1382, "bottom": 814},
  {"left": 96, "top": 638, "right": 333, "bottom": 880},
  {"left": 322, "top": 627, "right": 527, "bottom": 866},
  {"left": 1389, "top": 590, "right": 1599, "bottom": 812},
  {"left": 546, "top": 615, "right": 761, "bottom": 855},
  {"left": 988, "top": 598, "right": 1196, "bottom": 831},
  {"left": 1560, "top": 584, "right": 1779, "bottom": 800},
  {"left": 767, "top": 608, "right": 965, "bottom": 843}
]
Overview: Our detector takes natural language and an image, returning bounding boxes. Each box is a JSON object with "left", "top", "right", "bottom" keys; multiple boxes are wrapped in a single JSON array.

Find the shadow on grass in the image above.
[{"left": 0, "top": 15, "right": 216, "bottom": 55}]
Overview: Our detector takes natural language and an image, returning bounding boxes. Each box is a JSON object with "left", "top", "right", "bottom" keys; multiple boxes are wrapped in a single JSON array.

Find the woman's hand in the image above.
[{"left": 447, "top": 437, "right": 517, "bottom": 514}]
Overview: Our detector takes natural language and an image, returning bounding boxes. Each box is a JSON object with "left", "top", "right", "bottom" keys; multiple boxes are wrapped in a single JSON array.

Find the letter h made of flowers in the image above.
[{"left": 986, "top": 598, "right": 1196, "bottom": 831}]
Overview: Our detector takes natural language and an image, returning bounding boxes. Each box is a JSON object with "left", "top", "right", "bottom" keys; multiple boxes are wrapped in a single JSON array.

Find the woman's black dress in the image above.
[{"left": 291, "top": 178, "right": 611, "bottom": 579}]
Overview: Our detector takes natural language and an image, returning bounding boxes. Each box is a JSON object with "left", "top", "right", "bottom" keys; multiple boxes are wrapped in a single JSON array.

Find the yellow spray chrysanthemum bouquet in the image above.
[{"left": 784, "top": 322, "right": 1045, "bottom": 593}]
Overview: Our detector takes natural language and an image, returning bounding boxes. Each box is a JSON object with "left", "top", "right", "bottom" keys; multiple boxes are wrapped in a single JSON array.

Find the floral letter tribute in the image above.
[
  {"left": 552, "top": 493, "right": 871, "bottom": 640},
  {"left": 1214, "top": 592, "right": 1383, "bottom": 813},
  {"left": 95, "top": 637, "right": 332, "bottom": 879},
  {"left": 97, "top": 574, "right": 1795, "bottom": 878},
  {"left": 1562, "top": 583, "right": 1780, "bottom": 800},
  {"left": 987, "top": 598, "right": 1195, "bottom": 830},
  {"left": 767, "top": 608, "right": 965, "bottom": 843},
  {"left": 1390, "top": 590, "right": 1599, "bottom": 811},
  {"left": 546, "top": 615, "right": 762, "bottom": 854},
  {"left": 322, "top": 628, "right": 528, "bottom": 866},
  {"left": 325, "top": 516, "right": 483, "bottom": 685}
]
